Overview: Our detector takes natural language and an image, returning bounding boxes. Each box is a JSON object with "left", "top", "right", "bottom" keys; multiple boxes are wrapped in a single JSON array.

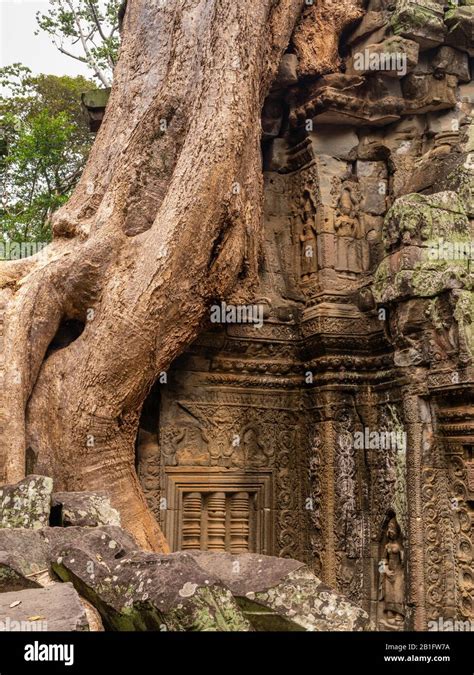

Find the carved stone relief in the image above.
[
  {"left": 137, "top": 1, "right": 474, "bottom": 629},
  {"left": 378, "top": 514, "right": 406, "bottom": 629}
]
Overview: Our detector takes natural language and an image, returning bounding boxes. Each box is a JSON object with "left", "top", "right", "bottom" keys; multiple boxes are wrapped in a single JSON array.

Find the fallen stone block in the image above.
[
  {"left": 51, "top": 533, "right": 251, "bottom": 631},
  {"left": 186, "top": 552, "right": 369, "bottom": 631},
  {"left": 51, "top": 491, "right": 121, "bottom": 527},
  {"left": 0, "top": 476, "right": 53, "bottom": 530},
  {"left": 0, "top": 552, "right": 43, "bottom": 593},
  {"left": 0, "top": 583, "right": 89, "bottom": 631},
  {"left": 0, "top": 525, "right": 137, "bottom": 584}
]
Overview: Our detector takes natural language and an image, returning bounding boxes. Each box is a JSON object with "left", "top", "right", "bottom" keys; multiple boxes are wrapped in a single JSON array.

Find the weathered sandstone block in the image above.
[
  {"left": 0, "top": 583, "right": 89, "bottom": 632},
  {"left": 0, "top": 475, "right": 52, "bottom": 530},
  {"left": 52, "top": 535, "right": 251, "bottom": 631},
  {"left": 185, "top": 552, "right": 370, "bottom": 631},
  {"left": 51, "top": 491, "right": 121, "bottom": 527}
]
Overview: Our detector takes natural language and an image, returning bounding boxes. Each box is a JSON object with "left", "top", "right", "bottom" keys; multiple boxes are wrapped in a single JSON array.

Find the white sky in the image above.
[{"left": 0, "top": 0, "right": 93, "bottom": 78}]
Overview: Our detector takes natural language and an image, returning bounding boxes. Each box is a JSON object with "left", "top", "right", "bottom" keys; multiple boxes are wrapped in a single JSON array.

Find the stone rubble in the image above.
[{"left": 0, "top": 476, "right": 369, "bottom": 631}]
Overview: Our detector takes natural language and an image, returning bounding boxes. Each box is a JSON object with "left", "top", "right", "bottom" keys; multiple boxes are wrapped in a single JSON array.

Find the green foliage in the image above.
[
  {"left": 0, "top": 65, "right": 94, "bottom": 253},
  {"left": 0, "top": 1, "right": 123, "bottom": 255},
  {"left": 36, "top": 0, "right": 122, "bottom": 86}
]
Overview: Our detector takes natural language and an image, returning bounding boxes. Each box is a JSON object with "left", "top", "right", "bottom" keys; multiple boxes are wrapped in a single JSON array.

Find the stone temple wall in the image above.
[{"left": 136, "top": 0, "right": 474, "bottom": 631}]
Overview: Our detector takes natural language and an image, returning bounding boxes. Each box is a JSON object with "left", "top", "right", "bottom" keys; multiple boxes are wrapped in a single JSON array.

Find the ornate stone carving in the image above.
[
  {"left": 421, "top": 466, "right": 445, "bottom": 620},
  {"left": 163, "top": 469, "right": 273, "bottom": 554},
  {"left": 135, "top": 4, "right": 474, "bottom": 628},
  {"left": 136, "top": 430, "right": 161, "bottom": 519},
  {"left": 173, "top": 426, "right": 211, "bottom": 467},
  {"left": 334, "top": 407, "right": 364, "bottom": 604},
  {"left": 308, "top": 428, "right": 324, "bottom": 575},
  {"left": 296, "top": 189, "right": 319, "bottom": 280},
  {"left": 335, "top": 183, "right": 361, "bottom": 237},
  {"left": 447, "top": 446, "right": 474, "bottom": 620},
  {"left": 374, "top": 190, "right": 472, "bottom": 370},
  {"left": 378, "top": 515, "right": 406, "bottom": 629},
  {"left": 369, "top": 405, "right": 407, "bottom": 539},
  {"left": 239, "top": 425, "right": 272, "bottom": 469}
]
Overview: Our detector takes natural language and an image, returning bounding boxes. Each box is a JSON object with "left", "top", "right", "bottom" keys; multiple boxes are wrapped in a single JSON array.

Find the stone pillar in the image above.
[
  {"left": 182, "top": 492, "right": 202, "bottom": 550},
  {"left": 322, "top": 403, "right": 338, "bottom": 587},
  {"left": 230, "top": 492, "right": 250, "bottom": 553},
  {"left": 207, "top": 492, "right": 227, "bottom": 551},
  {"left": 403, "top": 390, "right": 427, "bottom": 631}
]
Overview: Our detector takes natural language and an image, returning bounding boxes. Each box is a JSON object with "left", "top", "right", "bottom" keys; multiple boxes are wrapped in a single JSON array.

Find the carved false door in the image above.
[{"left": 164, "top": 468, "right": 273, "bottom": 554}]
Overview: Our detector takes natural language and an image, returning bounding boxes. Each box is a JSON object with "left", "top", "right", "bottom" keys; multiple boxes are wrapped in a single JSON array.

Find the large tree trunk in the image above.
[{"left": 0, "top": 0, "right": 355, "bottom": 550}]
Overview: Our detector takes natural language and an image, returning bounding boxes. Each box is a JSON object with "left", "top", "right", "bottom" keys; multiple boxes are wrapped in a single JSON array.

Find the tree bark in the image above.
[
  {"left": 292, "top": 0, "right": 364, "bottom": 77},
  {"left": 0, "top": 0, "right": 308, "bottom": 550}
]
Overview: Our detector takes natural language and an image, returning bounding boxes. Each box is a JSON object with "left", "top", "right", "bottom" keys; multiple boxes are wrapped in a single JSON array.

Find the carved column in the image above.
[
  {"left": 322, "top": 397, "right": 337, "bottom": 587},
  {"left": 230, "top": 492, "right": 250, "bottom": 553},
  {"left": 446, "top": 445, "right": 474, "bottom": 620},
  {"left": 207, "top": 492, "right": 227, "bottom": 551},
  {"left": 182, "top": 492, "right": 202, "bottom": 550},
  {"left": 403, "top": 389, "right": 427, "bottom": 630}
]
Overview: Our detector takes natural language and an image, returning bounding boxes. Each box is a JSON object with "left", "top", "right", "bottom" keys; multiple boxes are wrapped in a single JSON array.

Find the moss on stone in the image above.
[
  {"left": 391, "top": 2, "right": 442, "bottom": 34},
  {"left": 0, "top": 476, "right": 53, "bottom": 530},
  {"left": 383, "top": 192, "right": 469, "bottom": 250},
  {"left": 168, "top": 586, "right": 250, "bottom": 631}
]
